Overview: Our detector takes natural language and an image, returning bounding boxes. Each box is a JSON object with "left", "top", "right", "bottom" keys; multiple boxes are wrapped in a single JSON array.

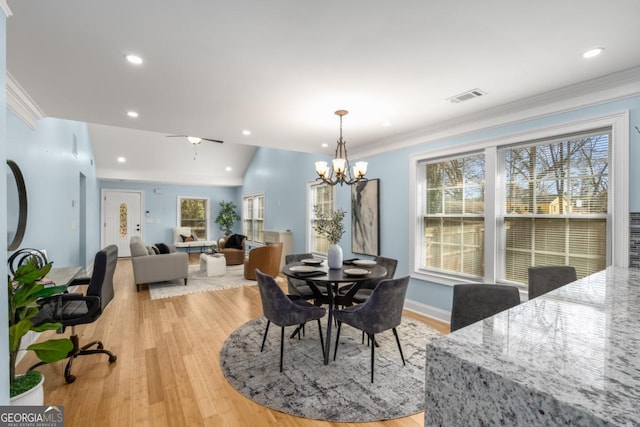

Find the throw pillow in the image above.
[
  {"left": 180, "top": 234, "right": 195, "bottom": 242},
  {"left": 150, "top": 245, "right": 160, "bottom": 254},
  {"left": 155, "top": 243, "right": 171, "bottom": 254},
  {"left": 226, "top": 234, "right": 247, "bottom": 249}
]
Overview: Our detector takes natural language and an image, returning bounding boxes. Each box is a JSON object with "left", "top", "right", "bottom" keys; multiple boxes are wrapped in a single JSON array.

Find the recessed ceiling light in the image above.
[
  {"left": 127, "top": 111, "right": 139, "bottom": 118},
  {"left": 582, "top": 47, "right": 604, "bottom": 59},
  {"left": 125, "top": 54, "right": 143, "bottom": 65},
  {"left": 225, "top": 166, "right": 232, "bottom": 172},
  {"left": 382, "top": 120, "right": 391, "bottom": 127},
  {"left": 242, "top": 130, "right": 251, "bottom": 136},
  {"left": 321, "top": 143, "right": 329, "bottom": 148},
  {"left": 117, "top": 157, "right": 126, "bottom": 163}
]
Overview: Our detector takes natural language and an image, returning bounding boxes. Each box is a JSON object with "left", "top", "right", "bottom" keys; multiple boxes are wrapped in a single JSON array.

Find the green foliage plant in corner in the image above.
[
  {"left": 8, "top": 258, "right": 73, "bottom": 398},
  {"left": 215, "top": 201, "right": 241, "bottom": 236}
]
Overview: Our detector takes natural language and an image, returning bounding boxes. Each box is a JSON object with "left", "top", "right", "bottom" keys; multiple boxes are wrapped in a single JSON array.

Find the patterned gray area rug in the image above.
[
  {"left": 148, "top": 264, "right": 255, "bottom": 299},
  {"left": 220, "top": 316, "right": 441, "bottom": 422}
]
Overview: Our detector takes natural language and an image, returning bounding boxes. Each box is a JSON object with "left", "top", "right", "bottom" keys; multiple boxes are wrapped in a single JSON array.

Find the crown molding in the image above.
[
  {"left": 354, "top": 66, "right": 640, "bottom": 159},
  {"left": 6, "top": 72, "right": 46, "bottom": 129},
  {"left": 0, "top": 1, "right": 11, "bottom": 17}
]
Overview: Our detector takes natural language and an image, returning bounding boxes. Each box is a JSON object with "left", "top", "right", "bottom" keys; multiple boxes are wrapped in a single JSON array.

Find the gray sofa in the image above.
[{"left": 130, "top": 236, "right": 189, "bottom": 291}]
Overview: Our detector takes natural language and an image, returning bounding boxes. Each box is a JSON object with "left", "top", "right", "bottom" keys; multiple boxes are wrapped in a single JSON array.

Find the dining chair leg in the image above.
[
  {"left": 392, "top": 327, "right": 405, "bottom": 366},
  {"left": 333, "top": 321, "right": 342, "bottom": 361},
  {"left": 317, "top": 319, "right": 325, "bottom": 360},
  {"left": 260, "top": 320, "right": 271, "bottom": 352},
  {"left": 370, "top": 333, "right": 375, "bottom": 383},
  {"left": 279, "top": 326, "right": 285, "bottom": 372}
]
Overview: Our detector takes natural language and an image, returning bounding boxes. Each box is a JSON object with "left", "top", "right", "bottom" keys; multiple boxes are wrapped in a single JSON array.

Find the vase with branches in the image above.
[{"left": 312, "top": 205, "right": 346, "bottom": 268}]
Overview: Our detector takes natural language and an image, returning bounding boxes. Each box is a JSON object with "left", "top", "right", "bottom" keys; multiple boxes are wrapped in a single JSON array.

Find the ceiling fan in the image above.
[{"left": 166, "top": 135, "right": 224, "bottom": 159}]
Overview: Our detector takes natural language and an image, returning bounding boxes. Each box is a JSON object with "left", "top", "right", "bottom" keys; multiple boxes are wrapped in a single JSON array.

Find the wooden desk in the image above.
[{"left": 282, "top": 262, "right": 387, "bottom": 365}]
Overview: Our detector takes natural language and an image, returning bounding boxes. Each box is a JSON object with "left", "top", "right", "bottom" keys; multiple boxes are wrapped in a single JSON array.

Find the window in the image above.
[
  {"left": 411, "top": 113, "right": 628, "bottom": 287},
  {"left": 178, "top": 197, "right": 209, "bottom": 239},
  {"left": 243, "top": 194, "right": 264, "bottom": 242},
  {"left": 503, "top": 130, "right": 609, "bottom": 283},
  {"left": 420, "top": 153, "right": 485, "bottom": 278},
  {"left": 308, "top": 182, "right": 334, "bottom": 254}
]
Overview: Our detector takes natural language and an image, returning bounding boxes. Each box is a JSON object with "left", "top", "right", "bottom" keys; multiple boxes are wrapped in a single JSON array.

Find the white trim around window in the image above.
[{"left": 409, "top": 111, "right": 629, "bottom": 286}]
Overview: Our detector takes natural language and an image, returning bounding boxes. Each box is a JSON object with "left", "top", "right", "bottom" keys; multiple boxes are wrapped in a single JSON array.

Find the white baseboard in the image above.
[{"left": 404, "top": 298, "right": 451, "bottom": 325}]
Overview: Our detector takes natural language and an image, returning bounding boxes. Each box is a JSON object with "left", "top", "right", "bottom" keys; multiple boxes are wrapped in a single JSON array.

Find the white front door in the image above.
[{"left": 102, "top": 190, "right": 143, "bottom": 257}]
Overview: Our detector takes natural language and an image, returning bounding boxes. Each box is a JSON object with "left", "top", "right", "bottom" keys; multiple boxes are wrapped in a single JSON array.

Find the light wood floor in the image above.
[{"left": 17, "top": 255, "right": 449, "bottom": 427}]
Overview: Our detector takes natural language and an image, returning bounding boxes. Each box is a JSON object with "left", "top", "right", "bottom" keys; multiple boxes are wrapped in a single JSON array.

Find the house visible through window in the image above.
[
  {"left": 243, "top": 194, "right": 264, "bottom": 242},
  {"left": 308, "top": 182, "right": 334, "bottom": 254},
  {"left": 178, "top": 197, "right": 209, "bottom": 239},
  {"left": 412, "top": 116, "right": 625, "bottom": 287}
]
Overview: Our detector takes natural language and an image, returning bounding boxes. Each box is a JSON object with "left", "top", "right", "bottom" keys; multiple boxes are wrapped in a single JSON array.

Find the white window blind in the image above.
[
  {"left": 421, "top": 153, "right": 485, "bottom": 277},
  {"left": 502, "top": 129, "right": 609, "bottom": 283}
]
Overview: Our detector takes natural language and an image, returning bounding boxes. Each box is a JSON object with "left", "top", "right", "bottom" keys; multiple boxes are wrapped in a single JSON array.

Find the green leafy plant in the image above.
[
  {"left": 8, "top": 258, "right": 73, "bottom": 397},
  {"left": 215, "top": 201, "right": 241, "bottom": 236},
  {"left": 312, "top": 205, "right": 346, "bottom": 245}
]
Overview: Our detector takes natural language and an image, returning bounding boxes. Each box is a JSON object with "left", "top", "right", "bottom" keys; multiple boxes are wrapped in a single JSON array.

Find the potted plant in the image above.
[
  {"left": 9, "top": 258, "right": 73, "bottom": 404},
  {"left": 312, "top": 205, "right": 346, "bottom": 269},
  {"left": 215, "top": 201, "right": 241, "bottom": 236}
]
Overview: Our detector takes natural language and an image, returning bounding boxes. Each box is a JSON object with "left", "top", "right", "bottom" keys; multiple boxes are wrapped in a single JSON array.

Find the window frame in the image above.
[
  {"left": 307, "top": 181, "right": 336, "bottom": 256},
  {"left": 177, "top": 196, "right": 210, "bottom": 239},
  {"left": 409, "top": 111, "right": 629, "bottom": 286},
  {"left": 243, "top": 193, "right": 264, "bottom": 243}
]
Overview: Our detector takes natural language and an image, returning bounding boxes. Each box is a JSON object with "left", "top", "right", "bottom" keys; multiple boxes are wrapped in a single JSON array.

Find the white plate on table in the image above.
[
  {"left": 353, "top": 259, "right": 376, "bottom": 267},
  {"left": 290, "top": 265, "right": 320, "bottom": 273},
  {"left": 301, "top": 258, "right": 323, "bottom": 265},
  {"left": 344, "top": 268, "right": 370, "bottom": 276}
]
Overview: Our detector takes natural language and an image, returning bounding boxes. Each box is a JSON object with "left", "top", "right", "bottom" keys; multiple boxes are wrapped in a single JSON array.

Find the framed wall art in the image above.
[{"left": 351, "top": 179, "right": 379, "bottom": 256}]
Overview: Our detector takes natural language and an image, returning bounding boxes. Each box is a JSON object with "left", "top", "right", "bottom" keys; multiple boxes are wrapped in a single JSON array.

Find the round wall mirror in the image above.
[{"left": 7, "top": 160, "right": 28, "bottom": 251}]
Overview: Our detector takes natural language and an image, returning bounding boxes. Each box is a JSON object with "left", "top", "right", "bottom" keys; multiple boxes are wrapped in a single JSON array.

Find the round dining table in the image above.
[{"left": 282, "top": 261, "right": 387, "bottom": 365}]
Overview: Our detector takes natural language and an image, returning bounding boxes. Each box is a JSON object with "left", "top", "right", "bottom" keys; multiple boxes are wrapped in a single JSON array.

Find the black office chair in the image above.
[
  {"left": 29, "top": 245, "right": 119, "bottom": 383},
  {"left": 333, "top": 276, "right": 410, "bottom": 383},
  {"left": 528, "top": 266, "right": 577, "bottom": 300},
  {"left": 450, "top": 284, "right": 520, "bottom": 332},
  {"left": 256, "top": 269, "right": 327, "bottom": 372}
]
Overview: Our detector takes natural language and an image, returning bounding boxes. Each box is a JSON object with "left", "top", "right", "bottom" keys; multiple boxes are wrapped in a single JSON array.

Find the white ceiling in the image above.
[{"left": 6, "top": 1, "right": 640, "bottom": 186}]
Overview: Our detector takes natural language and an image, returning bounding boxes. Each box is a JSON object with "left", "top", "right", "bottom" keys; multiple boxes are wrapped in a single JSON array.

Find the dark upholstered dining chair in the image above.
[
  {"left": 30, "top": 245, "right": 119, "bottom": 383},
  {"left": 285, "top": 253, "right": 317, "bottom": 300},
  {"left": 528, "top": 266, "right": 577, "bottom": 300},
  {"left": 450, "top": 284, "right": 520, "bottom": 333},
  {"left": 255, "top": 269, "right": 327, "bottom": 372},
  {"left": 348, "top": 256, "right": 398, "bottom": 304},
  {"left": 333, "top": 276, "right": 410, "bottom": 383}
]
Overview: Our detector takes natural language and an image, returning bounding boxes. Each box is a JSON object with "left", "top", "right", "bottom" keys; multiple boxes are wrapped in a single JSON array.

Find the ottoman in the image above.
[{"left": 200, "top": 253, "right": 226, "bottom": 277}]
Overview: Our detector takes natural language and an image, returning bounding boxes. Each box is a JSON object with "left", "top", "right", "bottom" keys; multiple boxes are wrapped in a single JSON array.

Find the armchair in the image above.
[
  {"left": 218, "top": 235, "right": 246, "bottom": 265},
  {"left": 244, "top": 242, "right": 283, "bottom": 280},
  {"left": 130, "top": 236, "right": 188, "bottom": 291}
]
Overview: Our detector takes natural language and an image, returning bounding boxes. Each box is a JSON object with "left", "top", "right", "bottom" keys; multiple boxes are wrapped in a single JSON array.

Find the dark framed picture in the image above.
[{"left": 351, "top": 179, "right": 379, "bottom": 256}]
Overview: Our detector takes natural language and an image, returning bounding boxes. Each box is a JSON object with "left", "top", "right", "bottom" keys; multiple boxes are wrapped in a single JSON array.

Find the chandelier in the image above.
[{"left": 315, "top": 110, "right": 368, "bottom": 186}]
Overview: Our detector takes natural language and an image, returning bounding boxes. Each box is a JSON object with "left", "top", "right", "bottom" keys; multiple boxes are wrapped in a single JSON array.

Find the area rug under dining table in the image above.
[{"left": 220, "top": 316, "right": 441, "bottom": 422}]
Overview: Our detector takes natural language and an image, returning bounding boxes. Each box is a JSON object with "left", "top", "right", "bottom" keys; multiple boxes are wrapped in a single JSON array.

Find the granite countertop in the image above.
[{"left": 424, "top": 266, "right": 640, "bottom": 426}]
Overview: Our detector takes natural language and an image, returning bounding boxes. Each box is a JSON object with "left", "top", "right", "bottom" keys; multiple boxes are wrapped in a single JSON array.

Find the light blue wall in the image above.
[
  {"left": 242, "top": 96, "right": 640, "bottom": 313},
  {"left": 6, "top": 114, "right": 101, "bottom": 268},
  {"left": 1, "top": 10, "right": 8, "bottom": 405},
  {"left": 99, "top": 180, "right": 241, "bottom": 244}
]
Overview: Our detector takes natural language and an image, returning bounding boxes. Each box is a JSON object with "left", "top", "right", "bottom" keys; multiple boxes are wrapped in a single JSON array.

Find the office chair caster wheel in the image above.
[
  {"left": 109, "top": 355, "right": 117, "bottom": 363},
  {"left": 65, "top": 375, "right": 76, "bottom": 384}
]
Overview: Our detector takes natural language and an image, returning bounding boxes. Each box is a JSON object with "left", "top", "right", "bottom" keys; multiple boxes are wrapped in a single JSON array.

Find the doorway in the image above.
[{"left": 101, "top": 190, "right": 143, "bottom": 257}]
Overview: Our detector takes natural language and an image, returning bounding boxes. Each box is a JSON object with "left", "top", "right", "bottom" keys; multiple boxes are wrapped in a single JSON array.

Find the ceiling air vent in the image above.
[{"left": 447, "top": 88, "right": 486, "bottom": 104}]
